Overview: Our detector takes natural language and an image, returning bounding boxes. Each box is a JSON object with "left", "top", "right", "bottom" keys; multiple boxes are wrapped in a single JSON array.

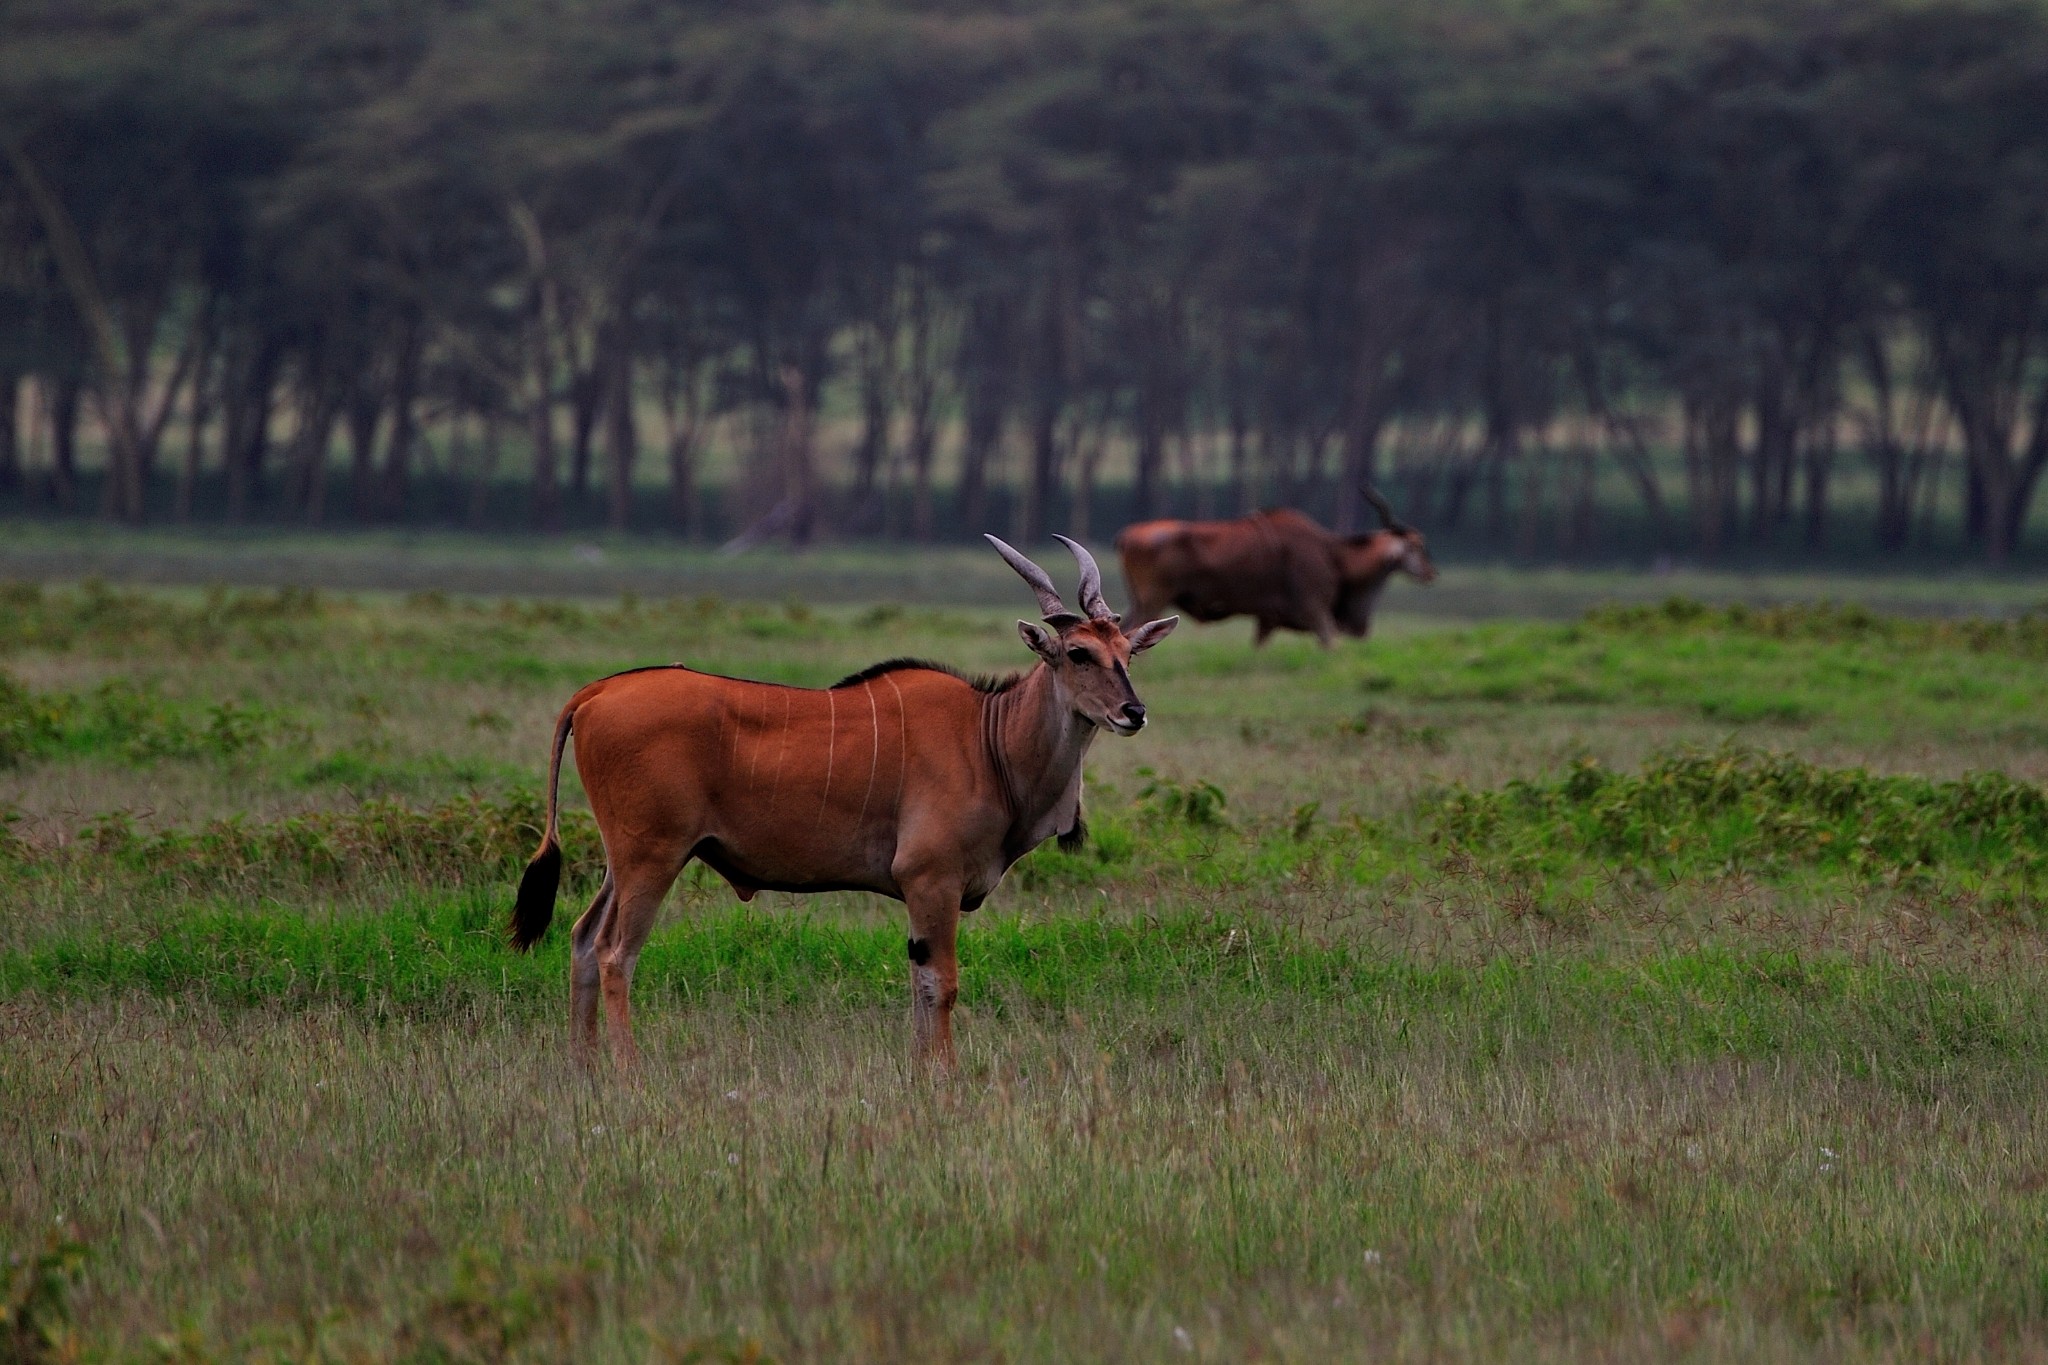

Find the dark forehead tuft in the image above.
[{"left": 1064, "top": 619, "right": 1125, "bottom": 645}]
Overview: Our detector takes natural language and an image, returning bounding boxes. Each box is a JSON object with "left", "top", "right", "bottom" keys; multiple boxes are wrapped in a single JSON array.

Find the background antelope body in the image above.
[{"left": 1119, "top": 487, "right": 1437, "bottom": 646}]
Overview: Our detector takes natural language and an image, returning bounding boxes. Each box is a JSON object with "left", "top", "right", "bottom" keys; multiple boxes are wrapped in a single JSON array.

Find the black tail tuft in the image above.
[{"left": 509, "top": 840, "right": 563, "bottom": 951}]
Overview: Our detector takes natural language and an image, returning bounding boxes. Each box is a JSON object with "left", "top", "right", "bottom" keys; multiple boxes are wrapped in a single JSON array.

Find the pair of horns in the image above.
[
  {"left": 1362, "top": 482, "right": 1413, "bottom": 535},
  {"left": 985, "top": 533, "right": 1118, "bottom": 625}
]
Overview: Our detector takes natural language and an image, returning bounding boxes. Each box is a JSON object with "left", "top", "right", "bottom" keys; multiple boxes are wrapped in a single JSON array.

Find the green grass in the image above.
[
  {"left": 5, "top": 578, "right": 2048, "bottom": 1361},
  {"left": 1336, "top": 599, "right": 2048, "bottom": 747},
  {"left": 7, "top": 893, "right": 2040, "bottom": 1094},
  {"left": 1428, "top": 744, "right": 2048, "bottom": 883}
]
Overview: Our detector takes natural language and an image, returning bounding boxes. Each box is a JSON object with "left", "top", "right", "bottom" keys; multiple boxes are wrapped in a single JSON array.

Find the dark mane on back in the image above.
[{"left": 832, "top": 657, "right": 1025, "bottom": 694}]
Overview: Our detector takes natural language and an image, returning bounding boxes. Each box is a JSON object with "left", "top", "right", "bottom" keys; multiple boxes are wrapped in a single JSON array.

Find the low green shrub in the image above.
[
  {"left": 8, "top": 791, "right": 602, "bottom": 893},
  {"left": 0, "top": 580, "right": 324, "bottom": 655},
  {"left": 0, "top": 672, "right": 290, "bottom": 768},
  {"left": 1584, "top": 596, "right": 2048, "bottom": 657},
  {"left": 6, "top": 742, "right": 2044, "bottom": 909},
  {"left": 1, "top": 1223, "right": 89, "bottom": 1365},
  {"left": 1428, "top": 742, "right": 2048, "bottom": 879}
]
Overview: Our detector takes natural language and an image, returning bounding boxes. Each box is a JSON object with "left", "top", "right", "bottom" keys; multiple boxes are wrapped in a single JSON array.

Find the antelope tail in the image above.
[{"left": 509, "top": 702, "right": 575, "bottom": 951}]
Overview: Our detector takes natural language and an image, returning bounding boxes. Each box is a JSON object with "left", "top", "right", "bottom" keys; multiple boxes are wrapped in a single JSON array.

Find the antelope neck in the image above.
[{"left": 981, "top": 662, "right": 1095, "bottom": 832}]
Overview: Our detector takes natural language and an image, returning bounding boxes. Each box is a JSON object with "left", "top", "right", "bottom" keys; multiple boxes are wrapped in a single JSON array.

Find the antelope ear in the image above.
[
  {"left": 1017, "top": 620, "right": 1061, "bottom": 659},
  {"left": 1124, "top": 615, "right": 1179, "bottom": 654}
]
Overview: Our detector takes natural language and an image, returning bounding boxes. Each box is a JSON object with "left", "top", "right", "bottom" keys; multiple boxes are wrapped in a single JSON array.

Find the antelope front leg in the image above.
[{"left": 904, "top": 882, "right": 963, "bottom": 1074}]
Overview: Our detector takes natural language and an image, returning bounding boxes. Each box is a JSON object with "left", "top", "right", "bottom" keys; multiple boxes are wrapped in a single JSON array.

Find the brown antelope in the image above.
[
  {"left": 1118, "top": 484, "right": 1435, "bottom": 646},
  {"left": 509, "top": 535, "right": 1177, "bottom": 1071}
]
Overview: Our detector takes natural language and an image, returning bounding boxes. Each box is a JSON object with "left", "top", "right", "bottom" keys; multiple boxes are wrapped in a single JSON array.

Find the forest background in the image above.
[{"left": 5, "top": 0, "right": 2048, "bottom": 567}]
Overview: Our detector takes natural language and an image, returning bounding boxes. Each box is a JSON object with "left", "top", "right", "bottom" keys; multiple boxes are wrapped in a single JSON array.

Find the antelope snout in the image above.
[{"left": 1120, "top": 701, "right": 1147, "bottom": 729}]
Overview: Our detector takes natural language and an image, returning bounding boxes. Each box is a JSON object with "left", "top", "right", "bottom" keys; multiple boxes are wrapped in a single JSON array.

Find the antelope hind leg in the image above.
[
  {"left": 596, "top": 852, "right": 688, "bottom": 1073},
  {"left": 568, "top": 872, "right": 614, "bottom": 1062}
]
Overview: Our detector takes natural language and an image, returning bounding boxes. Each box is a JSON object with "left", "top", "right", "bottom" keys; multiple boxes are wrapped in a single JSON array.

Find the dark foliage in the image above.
[{"left": 2, "top": 0, "right": 2047, "bottom": 559}]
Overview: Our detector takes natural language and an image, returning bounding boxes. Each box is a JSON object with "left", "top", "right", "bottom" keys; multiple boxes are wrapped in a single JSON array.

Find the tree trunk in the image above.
[
  {"left": 1335, "top": 402, "right": 1386, "bottom": 535},
  {"left": 1571, "top": 342, "right": 1666, "bottom": 537},
  {"left": 659, "top": 352, "right": 702, "bottom": 538},
  {"left": 568, "top": 368, "right": 601, "bottom": 502},
  {"left": 1262, "top": 423, "right": 1297, "bottom": 509},
  {"left": 667, "top": 358, "right": 708, "bottom": 540},
  {"left": 1482, "top": 435, "right": 1516, "bottom": 542},
  {"left": 1943, "top": 359, "right": 2048, "bottom": 563},
  {"left": 1918, "top": 447, "right": 1947, "bottom": 549},
  {"left": 1862, "top": 329, "right": 1911, "bottom": 551},
  {"left": 469, "top": 411, "right": 501, "bottom": 529},
  {"left": 959, "top": 371, "right": 1004, "bottom": 537},
  {"left": 1750, "top": 383, "right": 1793, "bottom": 544},
  {"left": 1802, "top": 430, "right": 1834, "bottom": 551},
  {"left": 1026, "top": 392, "right": 1061, "bottom": 543},
  {"left": 347, "top": 391, "right": 380, "bottom": 523},
  {"left": 379, "top": 319, "right": 422, "bottom": 519},
  {"left": 531, "top": 365, "right": 561, "bottom": 533},
  {"left": 1986, "top": 384, "right": 2048, "bottom": 562},
  {"left": 602, "top": 327, "right": 638, "bottom": 532},
  {"left": 1184, "top": 425, "right": 1213, "bottom": 520},
  {"left": 177, "top": 345, "right": 214, "bottom": 522},
  {"left": 1479, "top": 296, "right": 1517, "bottom": 541},
  {"left": 224, "top": 342, "right": 280, "bottom": 524},
  {"left": 1024, "top": 272, "right": 1068, "bottom": 542},
  {"left": 0, "top": 371, "right": 18, "bottom": 490},
  {"left": 780, "top": 363, "right": 819, "bottom": 548},
  {"left": 1071, "top": 417, "right": 1105, "bottom": 543},
  {"left": 1683, "top": 393, "right": 1741, "bottom": 558},
  {"left": 902, "top": 273, "right": 939, "bottom": 542},
  {"left": 50, "top": 375, "right": 81, "bottom": 511},
  {"left": 1227, "top": 397, "right": 1250, "bottom": 516},
  {"left": 294, "top": 387, "right": 340, "bottom": 525},
  {"left": 1872, "top": 429, "right": 1912, "bottom": 552},
  {"left": 1515, "top": 433, "right": 1547, "bottom": 560},
  {"left": 1133, "top": 405, "right": 1165, "bottom": 525},
  {"left": 1964, "top": 463, "right": 1987, "bottom": 548},
  {"left": 851, "top": 320, "right": 894, "bottom": 529},
  {"left": 1557, "top": 435, "right": 1598, "bottom": 558},
  {"left": 1334, "top": 336, "right": 1392, "bottom": 534}
]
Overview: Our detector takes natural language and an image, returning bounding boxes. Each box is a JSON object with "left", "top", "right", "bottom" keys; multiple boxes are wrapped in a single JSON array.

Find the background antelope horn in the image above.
[
  {"left": 1361, "top": 482, "right": 1412, "bottom": 534},
  {"left": 1053, "top": 534, "right": 1118, "bottom": 622},
  {"left": 984, "top": 534, "right": 1076, "bottom": 620}
]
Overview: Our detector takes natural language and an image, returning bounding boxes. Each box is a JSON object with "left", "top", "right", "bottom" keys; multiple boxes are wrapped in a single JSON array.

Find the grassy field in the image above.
[
  {"left": 5, "top": 568, "right": 2048, "bottom": 1362},
  {"left": 4, "top": 518, "right": 2048, "bottom": 617}
]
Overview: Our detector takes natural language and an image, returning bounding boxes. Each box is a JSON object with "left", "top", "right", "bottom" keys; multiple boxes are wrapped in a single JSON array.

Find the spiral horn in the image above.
[
  {"left": 1053, "top": 534, "right": 1119, "bottom": 622},
  {"left": 984, "top": 534, "right": 1080, "bottom": 623}
]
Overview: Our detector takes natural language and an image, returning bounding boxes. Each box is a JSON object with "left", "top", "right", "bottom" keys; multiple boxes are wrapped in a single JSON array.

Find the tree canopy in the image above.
[{"left": 4, "top": 0, "right": 2048, "bottom": 561}]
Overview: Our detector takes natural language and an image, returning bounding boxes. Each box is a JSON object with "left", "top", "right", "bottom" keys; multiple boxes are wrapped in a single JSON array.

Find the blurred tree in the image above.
[{"left": 0, "top": 0, "right": 2043, "bottom": 560}]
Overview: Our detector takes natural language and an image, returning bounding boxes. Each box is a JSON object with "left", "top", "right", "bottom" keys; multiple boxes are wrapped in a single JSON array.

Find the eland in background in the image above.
[{"left": 1118, "top": 485, "right": 1435, "bottom": 646}]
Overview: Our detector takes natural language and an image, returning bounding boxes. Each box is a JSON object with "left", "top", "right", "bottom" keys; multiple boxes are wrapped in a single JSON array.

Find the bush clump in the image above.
[
  {"left": 1584, "top": 597, "right": 2048, "bottom": 658},
  {"left": 7, "top": 791, "right": 602, "bottom": 893},
  {"left": 0, "top": 580, "right": 324, "bottom": 656},
  {"left": 1428, "top": 742, "right": 2048, "bottom": 877},
  {"left": 0, "top": 672, "right": 287, "bottom": 768}
]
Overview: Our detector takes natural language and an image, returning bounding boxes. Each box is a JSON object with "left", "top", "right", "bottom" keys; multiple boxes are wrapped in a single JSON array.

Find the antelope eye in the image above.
[{"left": 1066, "top": 647, "right": 1093, "bottom": 666}]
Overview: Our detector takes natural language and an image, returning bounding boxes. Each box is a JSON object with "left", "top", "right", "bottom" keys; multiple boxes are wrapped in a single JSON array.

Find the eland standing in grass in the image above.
[
  {"left": 509, "top": 534, "right": 1177, "bottom": 1071},
  {"left": 1118, "top": 484, "right": 1435, "bottom": 646}
]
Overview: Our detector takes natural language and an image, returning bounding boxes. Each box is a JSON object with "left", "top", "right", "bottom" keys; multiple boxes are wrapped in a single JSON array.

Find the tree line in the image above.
[{"left": 3, "top": 0, "right": 2048, "bottom": 561}]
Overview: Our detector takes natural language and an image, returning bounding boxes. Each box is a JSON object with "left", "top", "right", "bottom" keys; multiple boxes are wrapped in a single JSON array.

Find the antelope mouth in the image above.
[{"left": 1103, "top": 714, "right": 1144, "bottom": 737}]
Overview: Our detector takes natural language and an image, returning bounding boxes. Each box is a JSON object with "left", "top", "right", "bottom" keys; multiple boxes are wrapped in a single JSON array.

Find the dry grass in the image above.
[
  {"left": 5, "top": 575, "right": 2048, "bottom": 1361},
  {"left": 8, "top": 993, "right": 2047, "bottom": 1364}
]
